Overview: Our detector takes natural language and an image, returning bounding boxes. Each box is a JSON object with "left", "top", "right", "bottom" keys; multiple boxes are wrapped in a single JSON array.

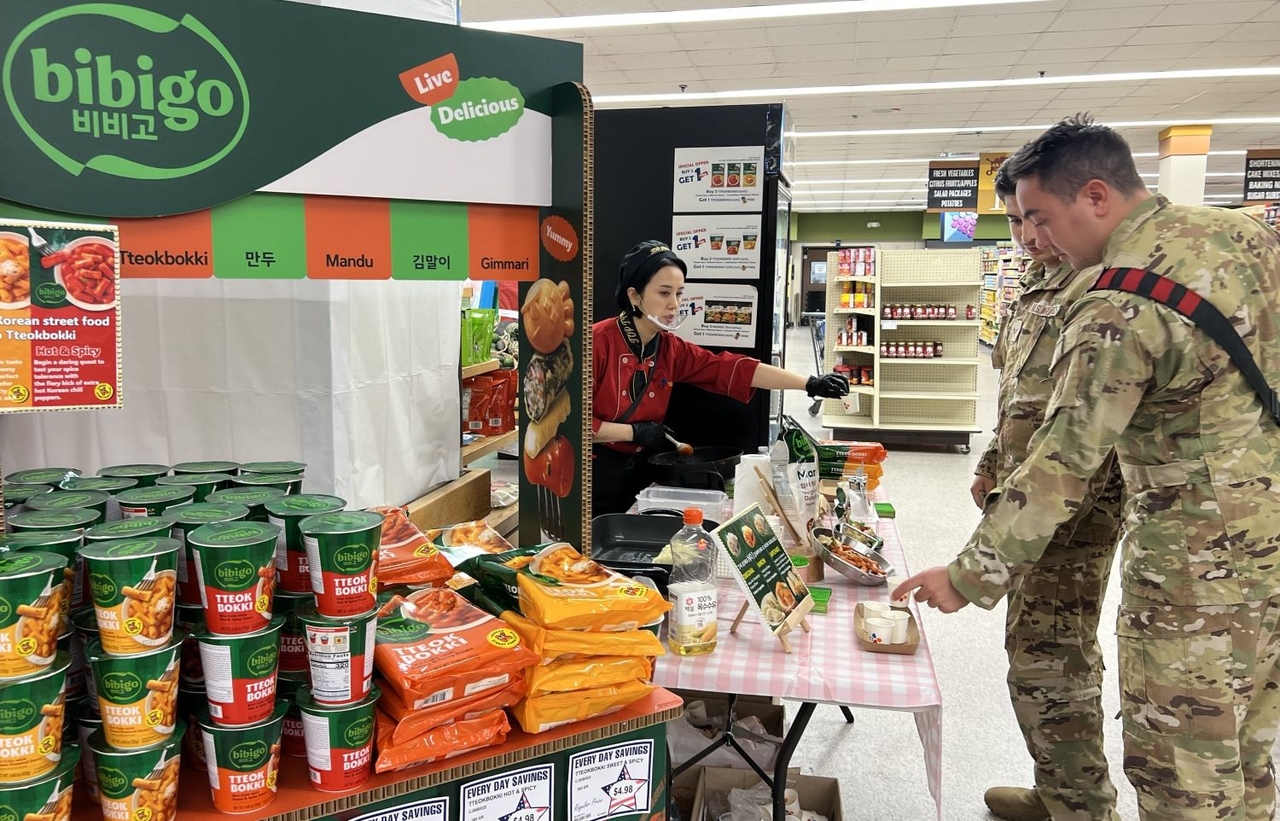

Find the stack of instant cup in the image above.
[{"left": 267, "top": 502, "right": 383, "bottom": 793}]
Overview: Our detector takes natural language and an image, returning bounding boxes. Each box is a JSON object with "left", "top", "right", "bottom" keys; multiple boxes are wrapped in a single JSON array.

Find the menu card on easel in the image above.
[{"left": 713, "top": 503, "right": 813, "bottom": 652}]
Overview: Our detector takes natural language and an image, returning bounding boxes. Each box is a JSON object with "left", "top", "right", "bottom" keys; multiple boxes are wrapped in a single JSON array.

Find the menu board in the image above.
[
  {"left": 714, "top": 503, "right": 812, "bottom": 636},
  {"left": 671, "top": 215, "right": 763, "bottom": 279},
  {"left": 0, "top": 219, "right": 121, "bottom": 412},
  {"left": 1243, "top": 149, "right": 1280, "bottom": 202},
  {"left": 672, "top": 146, "right": 765, "bottom": 213},
  {"left": 926, "top": 161, "right": 979, "bottom": 212},
  {"left": 674, "top": 282, "right": 758, "bottom": 350}
]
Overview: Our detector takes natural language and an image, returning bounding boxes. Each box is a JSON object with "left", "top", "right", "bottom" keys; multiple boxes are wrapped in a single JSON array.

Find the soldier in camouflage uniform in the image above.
[
  {"left": 974, "top": 165, "right": 1124, "bottom": 821},
  {"left": 896, "top": 115, "right": 1280, "bottom": 820}
]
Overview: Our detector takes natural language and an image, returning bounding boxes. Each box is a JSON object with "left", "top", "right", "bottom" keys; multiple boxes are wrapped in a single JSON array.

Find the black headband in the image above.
[{"left": 616, "top": 241, "right": 687, "bottom": 313}]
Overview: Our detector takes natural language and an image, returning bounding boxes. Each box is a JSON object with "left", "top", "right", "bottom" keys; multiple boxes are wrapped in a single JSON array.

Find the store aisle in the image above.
[{"left": 780, "top": 328, "right": 1137, "bottom": 821}]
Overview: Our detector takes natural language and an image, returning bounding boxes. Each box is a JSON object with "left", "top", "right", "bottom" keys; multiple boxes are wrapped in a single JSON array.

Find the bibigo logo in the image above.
[{"left": 2, "top": 4, "right": 249, "bottom": 180}]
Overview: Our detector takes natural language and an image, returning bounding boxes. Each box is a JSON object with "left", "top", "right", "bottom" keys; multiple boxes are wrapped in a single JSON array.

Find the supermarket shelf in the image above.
[
  {"left": 877, "top": 418, "right": 983, "bottom": 433},
  {"left": 834, "top": 346, "right": 876, "bottom": 354},
  {"left": 883, "top": 319, "right": 981, "bottom": 327},
  {"left": 880, "top": 281, "right": 983, "bottom": 288},
  {"left": 879, "top": 391, "right": 980, "bottom": 401},
  {"left": 486, "top": 502, "right": 519, "bottom": 536},
  {"left": 880, "top": 357, "right": 980, "bottom": 366},
  {"left": 823, "top": 412, "right": 875, "bottom": 430},
  {"left": 834, "top": 276, "right": 877, "bottom": 284},
  {"left": 832, "top": 307, "right": 879, "bottom": 316},
  {"left": 462, "top": 429, "right": 517, "bottom": 465},
  {"left": 461, "top": 359, "right": 500, "bottom": 379},
  {"left": 847, "top": 385, "right": 876, "bottom": 396}
]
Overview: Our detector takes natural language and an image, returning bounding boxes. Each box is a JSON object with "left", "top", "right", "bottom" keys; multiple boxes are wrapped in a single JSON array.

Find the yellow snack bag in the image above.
[
  {"left": 526, "top": 656, "right": 652, "bottom": 697},
  {"left": 515, "top": 544, "right": 670, "bottom": 632},
  {"left": 510, "top": 680, "right": 654, "bottom": 734},
  {"left": 497, "top": 610, "right": 664, "bottom": 660}
]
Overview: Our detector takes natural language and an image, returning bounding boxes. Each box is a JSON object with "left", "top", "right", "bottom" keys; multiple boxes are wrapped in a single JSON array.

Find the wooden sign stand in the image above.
[{"left": 730, "top": 595, "right": 814, "bottom": 654}]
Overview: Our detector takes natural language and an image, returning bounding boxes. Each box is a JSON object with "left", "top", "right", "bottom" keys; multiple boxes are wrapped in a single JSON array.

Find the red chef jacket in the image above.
[{"left": 592, "top": 314, "right": 760, "bottom": 454}]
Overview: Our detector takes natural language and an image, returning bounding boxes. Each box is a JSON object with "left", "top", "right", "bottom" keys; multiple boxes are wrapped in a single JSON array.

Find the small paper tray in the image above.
[{"left": 854, "top": 602, "right": 920, "bottom": 655}]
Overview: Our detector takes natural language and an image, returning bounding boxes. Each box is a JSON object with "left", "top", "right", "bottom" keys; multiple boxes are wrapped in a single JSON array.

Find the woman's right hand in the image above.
[{"left": 631, "top": 422, "right": 670, "bottom": 450}]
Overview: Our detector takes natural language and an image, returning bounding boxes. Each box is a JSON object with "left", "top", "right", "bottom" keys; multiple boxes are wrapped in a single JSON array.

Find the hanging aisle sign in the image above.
[
  {"left": 976, "top": 152, "right": 1010, "bottom": 215},
  {"left": 1243, "top": 149, "right": 1280, "bottom": 202},
  {"left": 0, "top": 218, "right": 121, "bottom": 412},
  {"left": 926, "top": 161, "right": 980, "bottom": 212}
]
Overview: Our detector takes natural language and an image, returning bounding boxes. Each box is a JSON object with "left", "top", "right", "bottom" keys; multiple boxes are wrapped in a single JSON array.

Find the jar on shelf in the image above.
[
  {"left": 879, "top": 341, "right": 889, "bottom": 358},
  {"left": 860, "top": 366, "right": 874, "bottom": 386},
  {"left": 934, "top": 341, "right": 944, "bottom": 358},
  {"left": 946, "top": 305, "right": 958, "bottom": 320},
  {"left": 966, "top": 304, "right": 977, "bottom": 320},
  {"left": 882, "top": 305, "right": 892, "bottom": 320}
]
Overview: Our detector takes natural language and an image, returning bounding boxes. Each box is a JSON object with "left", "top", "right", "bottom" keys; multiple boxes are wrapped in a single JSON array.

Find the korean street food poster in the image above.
[
  {"left": 0, "top": 221, "right": 121, "bottom": 412},
  {"left": 714, "top": 503, "right": 811, "bottom": 635}
]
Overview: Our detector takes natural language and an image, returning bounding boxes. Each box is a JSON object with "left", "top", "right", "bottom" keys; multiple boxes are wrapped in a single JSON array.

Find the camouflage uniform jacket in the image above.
[
  {"left": 950, "top": 195, "right": 1280, "bottom": 608},
  {"left": 975, "top": 260, "right": 1124, "bottom": 552}
]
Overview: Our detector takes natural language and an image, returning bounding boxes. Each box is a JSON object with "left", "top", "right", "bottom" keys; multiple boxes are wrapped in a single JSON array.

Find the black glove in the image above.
[
  {"left": 632, "top": 422, "right": 671, "bottom": 450},
  {"left": 806, "top": 373, "right": 850, "bottom": 399}
]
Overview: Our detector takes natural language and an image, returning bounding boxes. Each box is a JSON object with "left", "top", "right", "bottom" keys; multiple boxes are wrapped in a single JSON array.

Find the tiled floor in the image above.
[{"left": 779, "top": 326, "right": 1138, "bottom": 821}]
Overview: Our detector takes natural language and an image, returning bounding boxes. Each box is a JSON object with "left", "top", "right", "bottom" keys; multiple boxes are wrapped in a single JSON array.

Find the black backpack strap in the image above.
[{"left": 1091, "top": 267, "right": 1280, "bottom": 424}]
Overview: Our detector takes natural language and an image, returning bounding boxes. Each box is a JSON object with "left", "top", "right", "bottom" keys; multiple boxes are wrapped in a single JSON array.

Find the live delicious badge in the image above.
[
  {"left": 0, "top": 218, "right": 121, "bottom": 412},
  {"left": 714, "top": 503, "right": 812, "bottom": 650}
]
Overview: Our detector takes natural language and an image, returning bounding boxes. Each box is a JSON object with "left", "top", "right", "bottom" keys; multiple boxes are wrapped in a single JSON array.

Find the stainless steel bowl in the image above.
[{"left": 810, "top": 527, "right": 894, "bottom": 586}]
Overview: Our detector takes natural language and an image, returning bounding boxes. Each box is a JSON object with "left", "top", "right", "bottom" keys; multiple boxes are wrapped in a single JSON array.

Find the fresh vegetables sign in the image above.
[{"left": 0, "top": 218, "right": 121, "bottom": 412}]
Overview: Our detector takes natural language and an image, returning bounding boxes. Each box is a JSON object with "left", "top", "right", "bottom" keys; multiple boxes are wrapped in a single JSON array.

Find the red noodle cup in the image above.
[
  {"left": 194, "top": 617, "right": 282, "bottom": 727},
  {"left": 164, "top": 502, "right": 251, "bottom": 608},
  {"left": 197, "top": 701, "right": 286, "bottom": 814},
  {"left": 295, "top": 684, "right": 379, "bottom": 792},
  {"left": 276, "top": 672, "right": 308, "bottom": 758},
  {"left": 299, "top": 511, "right": 383, "bottom": 618},
  {"left": 187, "top": 522, "right": 279, "bottom": 636},
  {"left": 264, "top": 495, "right": 346, "bottom": 594},
  {"left": 296, "top": 604, "right": 376, "bottom": 706},
  {"left": 273, "top": 591, "right": 310, "bottom": 674}
]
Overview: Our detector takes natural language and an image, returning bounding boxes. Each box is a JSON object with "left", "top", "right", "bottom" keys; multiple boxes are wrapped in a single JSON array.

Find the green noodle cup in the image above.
[
  {"left": 88, "top": 722, "right": 185, "bottom": 821},
  {"left": 84, "top": 517, "right": 172, "bottom": 545},
  {"left": 115, "top": 486, "right": 195, "bottom": 520},
  {"left": 164, "top": 503, "right": 252, "bottom": 609},
  {"left": 299, "top": 511, "right": 383, "bottom": 618},
  {"left": 172, "top": 461, "right": 241, "bottom": 477},
  {"left": 0, "top": 651, "right": 70, "bottom": 782},
  {"left": 25, "top": 490, "right": 110, "bottom": 524},
  {"left": 265, "top": 495, "right": 347, "bottom": 594},
  {"left": 0, "top": 743, "right": 79, "bottom": 816},
  {"left": 8, "top": 508, "right": 99, "bottom": 535},
  {"left": 239, "top": 462, "right": 305, "bottom": 477},
  {"left": 276, "top": 672, "right": 307, "bottom": 758},
  {"left": 97, "top": 464, "right": 170, "bottom": 489},
  {"left": 156, "top": 473, "right": 234, "bottom": 504},
  {"left": 86, "top": 630, "right": 184, "bottom": 750},
  {"left": 1, "top": 484, "right": 51, "bottom": 515},
  {"left": 77, "top": 714, "right": 103, "bottom": 800},
  {"left": 232, "top": 473, "right": 303, "bottom": 496},
  {"left": 0, "top": 531, "right": 84, "bottom": 613},
  {"left": 206, "top": 488, "right": 287, "bottom": 523},
  {"left": 273, "top": 591, "right": 311, "bottom": 674},
  {"left": 296, "top": 604, "right": 377, "bottom": 705},
  {"left": 197, "top": 701, "right": 287, "bottom": 814},
  {"left": 194, "top": 616, "right": 282, "bottom": 727},
  {"left": 0, "top": 552, "right": 67, "bottom": 681},
  {"left": 80, "top": 538, "right": 180, "bottom": 657},
  {"left": 58, "top": 477, "right": 137, "bottom": 521},
  {"left": 4, "top": 469, "right": 79, "bottom": 486},
  {"left": 295, "top": 684, "right": 379, "bottom": 792},
  {"left": 187, "top": 522, "right": 280, "bottom": 636}
]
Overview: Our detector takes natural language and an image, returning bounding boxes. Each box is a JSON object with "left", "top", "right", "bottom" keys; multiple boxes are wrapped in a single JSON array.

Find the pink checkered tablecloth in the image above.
[{"left": 653, "top": 512, "right": 944, "bottom": 818}]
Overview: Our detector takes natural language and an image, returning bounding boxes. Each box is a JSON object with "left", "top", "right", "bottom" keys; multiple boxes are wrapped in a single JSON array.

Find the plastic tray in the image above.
[{"left": 634, "top": 486, "right": 729, "bottom": 518}]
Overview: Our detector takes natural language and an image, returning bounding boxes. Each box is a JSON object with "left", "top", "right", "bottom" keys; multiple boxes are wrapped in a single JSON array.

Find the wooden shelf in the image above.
[
  {"left": 880, "top": 281, "right": 984, "bottom": 288},
  {"left": 462, "top": 359, "right": 500, "bottom": 379},
  {"left": 462, "top": 429, "right": 517, "bottom": 465},
  {"left": 487, "top": 502, "right": 519, "bottom": 536}
]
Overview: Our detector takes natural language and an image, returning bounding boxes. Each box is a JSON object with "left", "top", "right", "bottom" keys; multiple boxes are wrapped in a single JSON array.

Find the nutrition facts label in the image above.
[
  {"left": 305, "top": 624, "right": 352, "bottom": 702},
  {"left": 201, "top": 644, "right": 235, "bottom": 713}
]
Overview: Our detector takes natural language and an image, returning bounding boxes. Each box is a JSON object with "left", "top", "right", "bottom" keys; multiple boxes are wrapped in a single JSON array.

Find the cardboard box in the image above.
[
  {"left": 693, "top": 767, "right": 843, "bottom": 821},
  {"left": 404, "top": 467, "right": 490, "bottom": 529},
  {"left": 669, "top": 690, "right": 788, "bottom": 816}
]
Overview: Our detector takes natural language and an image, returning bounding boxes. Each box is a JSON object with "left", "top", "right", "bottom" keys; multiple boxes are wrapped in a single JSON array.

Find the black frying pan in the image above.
[{"left": 646, "top": 446, "right": 742, "bottom": 491}]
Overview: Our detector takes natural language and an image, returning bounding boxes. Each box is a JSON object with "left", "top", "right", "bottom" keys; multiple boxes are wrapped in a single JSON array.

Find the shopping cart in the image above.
[{"left": 802, "top": 311, "right": 826, "bottom": 416}]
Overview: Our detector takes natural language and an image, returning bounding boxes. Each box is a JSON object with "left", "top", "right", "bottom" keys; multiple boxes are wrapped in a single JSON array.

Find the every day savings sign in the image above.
[{"left": 0, "top": 0, "right": 582, "bottom": 217}]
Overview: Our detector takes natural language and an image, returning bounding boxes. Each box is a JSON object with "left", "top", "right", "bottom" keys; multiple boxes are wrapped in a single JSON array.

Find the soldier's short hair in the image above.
[
  {"left": 993, "top": 154, "right": 1019, "bottom": 201},
  {"left": 1002, "top": 114, "right": 1146, "bottom": 202}
]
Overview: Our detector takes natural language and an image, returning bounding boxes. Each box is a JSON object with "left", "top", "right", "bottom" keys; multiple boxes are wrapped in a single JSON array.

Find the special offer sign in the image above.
[{"left": 0, "top": 219, "right": 121, "bottom": 412}]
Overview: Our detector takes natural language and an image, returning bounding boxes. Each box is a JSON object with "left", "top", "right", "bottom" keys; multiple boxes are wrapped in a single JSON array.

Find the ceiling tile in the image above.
[
  {"left": 765, "top": 23, "right": 860, "bottom": 47},
  {"left": 1228, "top": 20, "right": 1280, "bottom": 39},
  {"left": 1151, "top": 1, "right": 1274, "bottom": 25},
  {"left": 856, "top": 18, "right": 956, "bottom": 42},
  {"left": 949, "top": 11, "right": 1059, "bottom": 37},
  {"left": 1048, "top": 7, "right": 1162, "bottom": 30},
  {"left": 1124, "top": 24, "right": 1240, "bottom": 45},
  {"left": 1033, "top": 28, "right": 1136, "bottom": 49},
  {"left": 677, "top": 26, "right": 772, "bottom": 51}
]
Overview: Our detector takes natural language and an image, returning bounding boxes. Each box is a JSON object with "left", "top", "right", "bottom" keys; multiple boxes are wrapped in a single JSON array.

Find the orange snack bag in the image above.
[
  {"left": 510, "top": 680, "right": 654, "bottom": 734},
  {"left": 370, "top": 506, "right": 454, "bottom": 589},
  {"left": 515, "top": 544, "right": 670, "bottom": 632},
  {"left": 526, "top": 656, "right": 652, "bottom": 698},
  {"left": 497, "top": 610, "right": 664, "bottom": 660},
  {"left": 374, "top": 588, "right": 538, "bottom": 709},
  {"left": 374, "top": 708, "right": 509, "bottom": 773},
  {"left": 379, "top": 677, "right": 527, "bottom": 745},
  {"left": 423, "top": 520, "right": 514, "bottom": 555}
]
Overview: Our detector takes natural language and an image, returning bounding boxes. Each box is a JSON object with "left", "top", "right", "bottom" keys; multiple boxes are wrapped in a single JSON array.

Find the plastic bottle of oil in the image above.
[{"left": 667, "top": 507, "right": 718, "bottom": 656}]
